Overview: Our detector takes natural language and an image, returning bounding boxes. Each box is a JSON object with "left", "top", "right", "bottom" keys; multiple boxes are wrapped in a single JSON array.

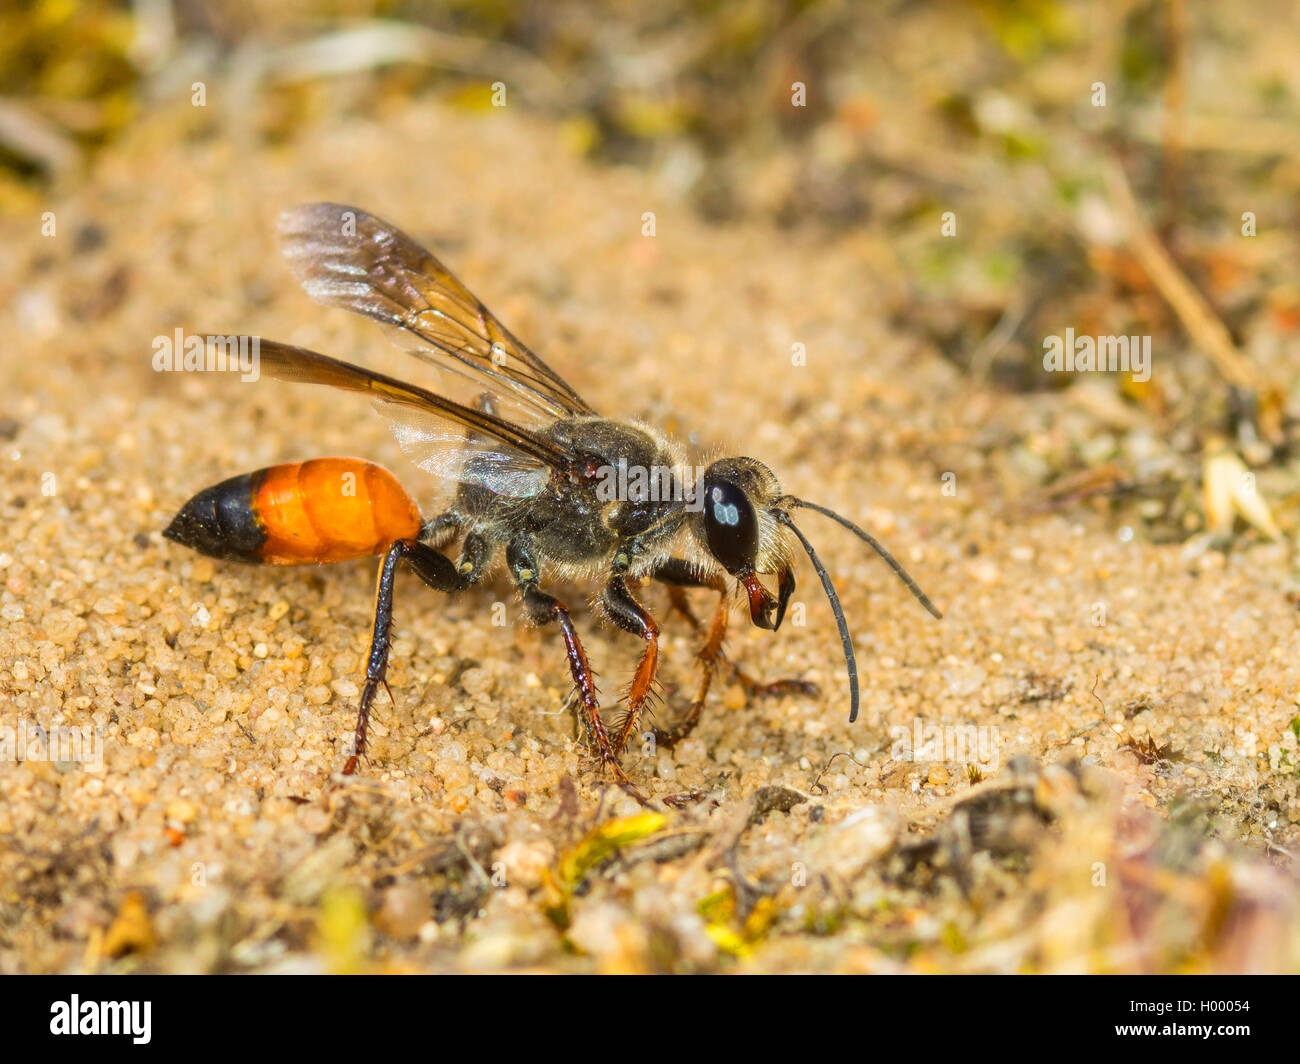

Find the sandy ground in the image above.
[{"left": 1, "top": 99, "right": 1298, "bottom": 973}]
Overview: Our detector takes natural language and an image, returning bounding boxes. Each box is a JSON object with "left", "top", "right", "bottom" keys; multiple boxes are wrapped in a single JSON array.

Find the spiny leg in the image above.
[
  {"left": 508, "top": 537, "right": 639, "bottom": 793},
  {"left": 344, "top": 532, "right": 486, "bottom": 775},
  {"left": 654, "top": 559, "right": 816, "bottom": 748},
  {"left": 672, "top": 582, "right": 817, "bottom": 701},
  {"left": 600, "top": 575, "right": 661, "bottom": 755},
  {"left": 656, "top": 583, "right": 730, "bottom": 748}
]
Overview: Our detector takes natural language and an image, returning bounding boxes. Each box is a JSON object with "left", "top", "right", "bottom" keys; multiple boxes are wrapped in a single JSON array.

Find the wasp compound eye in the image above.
[{"left": 702, "top": 475, "right": 759, "bottom": 575}]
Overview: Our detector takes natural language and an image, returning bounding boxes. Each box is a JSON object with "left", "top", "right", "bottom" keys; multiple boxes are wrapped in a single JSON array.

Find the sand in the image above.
[{"left": 1, "top": 99, "right": 1298, "bottom": 974}]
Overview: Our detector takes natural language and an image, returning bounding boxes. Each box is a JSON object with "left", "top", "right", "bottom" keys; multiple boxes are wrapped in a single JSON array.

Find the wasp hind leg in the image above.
[{"left": 344, "top": 530, "right": 491, "bottom": 775}]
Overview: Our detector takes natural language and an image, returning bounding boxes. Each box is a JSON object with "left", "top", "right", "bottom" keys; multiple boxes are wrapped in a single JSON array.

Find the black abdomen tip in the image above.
[{"left": 164, "top": 471, "right": 267, "bottom": 563}]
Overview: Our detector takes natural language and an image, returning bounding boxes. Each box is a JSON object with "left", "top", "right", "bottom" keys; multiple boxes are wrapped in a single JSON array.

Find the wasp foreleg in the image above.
[{"left": 652, "top": 558, "right": 815, "bottom": 748}]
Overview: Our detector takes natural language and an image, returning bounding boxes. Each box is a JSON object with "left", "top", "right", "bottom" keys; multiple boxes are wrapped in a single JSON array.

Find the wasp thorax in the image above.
[{"left": 694, "top": 456, "right": 785, "bottom": 576}]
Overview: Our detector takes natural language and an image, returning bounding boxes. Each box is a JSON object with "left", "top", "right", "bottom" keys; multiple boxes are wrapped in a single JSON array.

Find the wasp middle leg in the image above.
[
  {"left": 507, "top": 538, "right": 642, "bottom": 795},
  {"left": 600, "top": 575, "right": 661, "bottom": 756}
]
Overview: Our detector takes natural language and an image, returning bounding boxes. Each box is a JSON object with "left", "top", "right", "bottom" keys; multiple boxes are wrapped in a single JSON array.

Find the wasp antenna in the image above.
[
  {"left": 773, "top": 511, "right": 860, "bottom": 724},
  {"left": 780, "top": 497, "right": 943, "bottom": 620}
]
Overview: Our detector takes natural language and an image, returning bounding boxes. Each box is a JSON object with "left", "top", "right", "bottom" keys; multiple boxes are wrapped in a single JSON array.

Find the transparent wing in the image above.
[
  {"left": 378, "top": 400, "right": 551, "bottom": 498},
  {"left": 277, "top": 202, "right": 595, "bottom": 430}
]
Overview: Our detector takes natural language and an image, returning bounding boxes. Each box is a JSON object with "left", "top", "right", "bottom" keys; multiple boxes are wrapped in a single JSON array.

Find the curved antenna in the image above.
[
  {"left": 773, "top": 511, "right": 861, "bottom": 723},
  {"left": 780, "top": 497, "right": 943, "bottom": 619}
]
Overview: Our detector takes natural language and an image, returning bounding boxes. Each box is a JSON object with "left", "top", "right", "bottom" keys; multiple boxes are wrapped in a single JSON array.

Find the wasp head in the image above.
[
  {"left": 691, "top": 456, "right": 795, "bottom": 631},
  {"left": 690, "top": 458, "right": 944, "bottom": 726}
]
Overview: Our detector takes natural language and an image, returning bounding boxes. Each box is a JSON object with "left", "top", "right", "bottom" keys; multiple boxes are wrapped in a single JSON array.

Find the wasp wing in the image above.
[
  {"left": 251, "top": 339, "right": 564, "bottom": 498},
  {"left": 277, "top": 202, "right": 595, "bottom": 430},
  {"left": 381, "top": 401, "right": 552, "bottom": 499}
]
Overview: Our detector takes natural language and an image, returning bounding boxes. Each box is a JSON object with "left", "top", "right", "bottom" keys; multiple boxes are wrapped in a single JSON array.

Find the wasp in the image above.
[{"left": 164, "top": 204, "right": 941, "bottom": 789}]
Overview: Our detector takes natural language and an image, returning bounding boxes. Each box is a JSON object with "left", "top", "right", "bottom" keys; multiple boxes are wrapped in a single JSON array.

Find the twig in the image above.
[
  {"left": 1160, "top": 0, "right": 1187, "bottom": 234},
  {"left": 238, "top": 21, "right": 563, "bottom": 103},
  {"left": 808, "top": 749, "right": 870, "bottom": 795},
  {"left": 968, "top": 293, "right": 1030, "bottom": 381},
  {"left": 0, "top": 97, "right": 79, "bottom": 173},
  {"left": 1102, "top": 159, "right": 1262, "bottom": 393}
]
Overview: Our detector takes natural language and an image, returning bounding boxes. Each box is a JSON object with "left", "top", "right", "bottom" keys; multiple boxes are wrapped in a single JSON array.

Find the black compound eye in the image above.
[{"left": 703, "top": 476, "right": 759, "bottom": 574}]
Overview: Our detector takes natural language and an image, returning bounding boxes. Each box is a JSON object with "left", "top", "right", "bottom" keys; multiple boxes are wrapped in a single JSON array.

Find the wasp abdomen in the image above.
[{"left": 164, "top": 458, "right": 422, "bottom": 565}]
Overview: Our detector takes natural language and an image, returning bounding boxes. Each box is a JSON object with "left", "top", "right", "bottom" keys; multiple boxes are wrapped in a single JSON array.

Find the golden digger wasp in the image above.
[{"left": 164, "top": 204, "right": 941, "bottom": 791}]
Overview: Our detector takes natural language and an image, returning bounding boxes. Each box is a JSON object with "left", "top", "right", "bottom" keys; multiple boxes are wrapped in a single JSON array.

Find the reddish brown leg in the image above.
[
  {"left": 726, "top": 663, "right": 820, "bottom": 701},
  {"left": 656, "top": 588, "right": 731, "bottom": 748},
  {"left": 512, "top": 549, "right": 648, "bottom": 803},
  {"left": 657, "top": 575, "right": 818, "bottom": 749},
  {"left": 665, "top": 584, "right": 704, "bottom": 633},
  {"left": 538, "top": 594, "right": 625, "bottom": 779},
  {"left": 602, "top": 576, "right": 661, "bottom": 755},
  {"left": 667, "top": 584, "right": 814, "bottom": 697}
]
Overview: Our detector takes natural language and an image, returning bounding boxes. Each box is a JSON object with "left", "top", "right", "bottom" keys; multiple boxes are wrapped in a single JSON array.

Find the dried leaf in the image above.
[{"left": 1202, "top": 447, "right": 1280, "bottom": 539}]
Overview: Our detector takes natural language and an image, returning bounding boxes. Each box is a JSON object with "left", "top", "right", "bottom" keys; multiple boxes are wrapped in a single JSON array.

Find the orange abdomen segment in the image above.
[{"left": 254, "top": 458, "right": 422, "bottom": 564}]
